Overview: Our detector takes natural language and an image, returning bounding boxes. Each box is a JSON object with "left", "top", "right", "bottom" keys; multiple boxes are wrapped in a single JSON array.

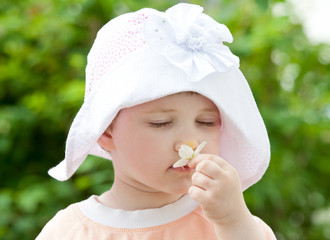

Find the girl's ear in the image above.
[{"left": 97, "top": 129, "right": 115, "bottom": 151}]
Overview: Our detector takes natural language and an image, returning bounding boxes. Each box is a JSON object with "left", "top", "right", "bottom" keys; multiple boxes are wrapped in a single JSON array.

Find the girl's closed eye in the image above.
[
  {"left": 148, "top": 121, "right": 172, "bottom": 128},
  {"left": 196, "top": 117, "right": 220, "bottom": 127},
  {"left": 197, "top": 120, "right": 215, "bottom": 126}
]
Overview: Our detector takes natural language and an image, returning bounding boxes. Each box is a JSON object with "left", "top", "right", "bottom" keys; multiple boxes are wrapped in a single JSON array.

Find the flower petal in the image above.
[
  {"left": 194, "top": 141, "right": 207, "bottom": 155},
  {"left": 173, "top": 158, "right": 190, "bottom": 168},
  {"left": 204, "top": 44, "right": 239, "bottom": 70},
  {"left": 144, "top": 14, "right": 175, "bottom": 55},
  {"left": 190, "top": 52, "right": 216, "bottom": 82},
  {"left": 165, "top": 3, "right": 203, "bottom": 35},
  {"left": 166, "top": 44, "right": 193, "bottom": 74},
  {"left": 179, "top": 144, "right": 194, "bottom": 158}
]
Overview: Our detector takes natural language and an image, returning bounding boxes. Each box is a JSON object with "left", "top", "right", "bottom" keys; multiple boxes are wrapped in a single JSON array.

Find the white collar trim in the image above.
[{"left": 78, "top": 194, "right": 198, "bottom": 228}]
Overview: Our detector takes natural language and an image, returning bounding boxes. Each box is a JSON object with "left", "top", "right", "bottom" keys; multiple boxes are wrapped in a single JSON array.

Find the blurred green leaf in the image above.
[{"left": 254, "top": 0, "right": 269, "bottom": 10}]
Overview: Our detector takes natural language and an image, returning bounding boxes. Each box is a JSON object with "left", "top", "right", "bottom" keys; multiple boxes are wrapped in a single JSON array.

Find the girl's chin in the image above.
[
  {"left": 169, "top": 187, "right": 190, "bottom": 196},
  {"left": 168, "top": 180, "right": 192, "bottom": 195}
]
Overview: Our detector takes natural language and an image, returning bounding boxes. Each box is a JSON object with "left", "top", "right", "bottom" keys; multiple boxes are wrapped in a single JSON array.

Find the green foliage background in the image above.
[{"left": 0, "top": 0, "right": 329, "bottom": 239}]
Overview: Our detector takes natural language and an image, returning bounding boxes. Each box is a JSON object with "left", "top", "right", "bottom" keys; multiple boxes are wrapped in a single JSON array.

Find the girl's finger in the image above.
[
  {"left": 195, "top": 159, "right": 222, "bottom": 180},
  {"left": 188, "top": 185, "right": 208, "bottom": 204},
  {"left": 188, "top": 154, "right": 230, "bottom": 171},
  {"left": 191, "top": 171, "right": 214, "bottom": 190}
]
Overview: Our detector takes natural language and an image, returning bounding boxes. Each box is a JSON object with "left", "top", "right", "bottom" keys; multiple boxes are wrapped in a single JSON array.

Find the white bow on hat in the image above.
[{"left": 144, "top": 3, "right": 239, "bottom": 82}]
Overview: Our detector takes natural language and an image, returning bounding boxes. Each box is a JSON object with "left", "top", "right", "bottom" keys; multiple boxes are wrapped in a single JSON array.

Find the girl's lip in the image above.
[{"left": 169, "top": 166, "right": 193, "bottom": 172}]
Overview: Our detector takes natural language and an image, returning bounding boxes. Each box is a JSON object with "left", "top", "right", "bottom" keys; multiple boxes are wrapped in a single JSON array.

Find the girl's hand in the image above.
[
  {"left": 188, "top": 154, "right": 247, "bottom": 224},
  {"left": 188, "top": 154, "right": 266, "bottom": 239}
]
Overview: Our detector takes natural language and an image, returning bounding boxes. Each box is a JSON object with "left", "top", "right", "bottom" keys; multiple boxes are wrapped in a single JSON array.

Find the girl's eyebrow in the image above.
[
  {"left": 201, "top": 108, "right": 218, "bottom": 113},
  {"left": 143, "top": 109, "right": 176, "bottom": 114}
]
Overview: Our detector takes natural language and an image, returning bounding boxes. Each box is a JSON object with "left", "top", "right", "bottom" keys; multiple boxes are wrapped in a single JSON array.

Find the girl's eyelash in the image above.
[
  {"left": 148, "top": 121, "right": 216, "bottom": 128},
  {"left": 149, "top": 122, "right": 172, "bottom": 128},
  {"left": 197, "top": 121, "right": 215, "bottom": 126}
]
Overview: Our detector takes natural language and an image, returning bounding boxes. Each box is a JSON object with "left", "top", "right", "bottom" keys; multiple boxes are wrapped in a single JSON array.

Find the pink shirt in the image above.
[{"left": 37, "top": 195, "right": 276, "bottom": 239}]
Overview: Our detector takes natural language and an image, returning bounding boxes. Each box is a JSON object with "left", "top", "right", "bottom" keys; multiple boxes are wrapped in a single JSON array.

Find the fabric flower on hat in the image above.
[
  {"left": 144, "top": 3, "right": 239, "bottom": 82},
  {"left": 173, "top": 141, "right": 207, "bottom": 168}
]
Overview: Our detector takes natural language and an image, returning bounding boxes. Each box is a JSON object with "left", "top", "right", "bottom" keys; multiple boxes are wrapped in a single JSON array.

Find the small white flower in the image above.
[{"left": 172, "top": 141, "right": 207, "bottom": 168}]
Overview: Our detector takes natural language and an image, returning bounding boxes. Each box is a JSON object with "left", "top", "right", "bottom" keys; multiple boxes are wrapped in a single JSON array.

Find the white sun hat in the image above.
[{"left": 48, "top": 3, "right": 270, "bottom": 191}]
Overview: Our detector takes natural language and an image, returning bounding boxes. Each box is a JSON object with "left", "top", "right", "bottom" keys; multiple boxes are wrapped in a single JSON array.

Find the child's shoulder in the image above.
[
  {"left": 253, "top": 216, "right": 277, "bottom": 239},
  {"left": 36, "top": 203, "right": 84, "bottom": 240}
]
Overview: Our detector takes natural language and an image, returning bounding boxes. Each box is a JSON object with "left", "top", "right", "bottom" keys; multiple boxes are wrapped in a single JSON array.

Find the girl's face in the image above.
[{"left": 104, "top": 93, "right": 221, "bottom": 196}]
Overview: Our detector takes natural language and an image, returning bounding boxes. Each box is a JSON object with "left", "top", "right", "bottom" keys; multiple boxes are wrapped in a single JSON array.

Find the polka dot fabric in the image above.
[{"left": 85, "top": 11, "right": 154, "bottom": 99}]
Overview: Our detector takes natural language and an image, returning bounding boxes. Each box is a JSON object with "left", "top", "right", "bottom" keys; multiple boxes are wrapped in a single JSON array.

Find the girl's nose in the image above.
[{"left": 174, "top": 139, "right": 199, "bottom": 152}]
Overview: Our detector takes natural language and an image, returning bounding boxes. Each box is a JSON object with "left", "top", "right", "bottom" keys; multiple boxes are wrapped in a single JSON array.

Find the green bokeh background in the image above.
[{"left": 0, "top": 0, "right": 329, "bottom": 239}]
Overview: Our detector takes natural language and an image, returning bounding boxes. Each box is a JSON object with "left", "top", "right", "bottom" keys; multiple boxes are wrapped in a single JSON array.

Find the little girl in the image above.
[{"left": 37, "top": 3, "right": 276, "bottom": 239}]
